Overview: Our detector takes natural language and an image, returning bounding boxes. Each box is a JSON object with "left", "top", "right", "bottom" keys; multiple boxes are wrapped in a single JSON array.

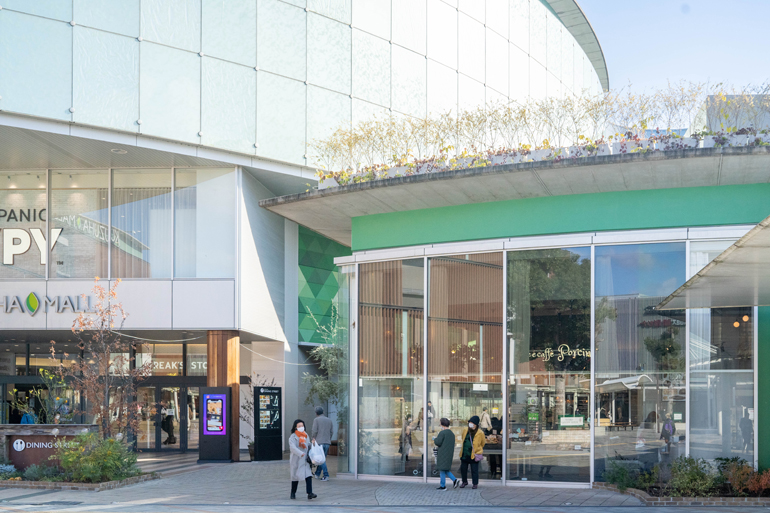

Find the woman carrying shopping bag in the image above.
[
  {"left": 434, "top": 418, "right": 459, "bottom": 490},
  {"left": 289, "top": 419, "right": 317, "bottom": 500},
  {"left": 459, "top": 415, "right": 485, "bottom": 489}
]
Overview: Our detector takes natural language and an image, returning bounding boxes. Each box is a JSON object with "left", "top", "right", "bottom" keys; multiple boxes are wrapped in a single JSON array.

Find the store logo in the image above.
[
  {"left": 12, "top": 439, "right": 25, "bottom": 452},
  {"left": 1, "top": 228, "right": 63, "bottom": 265},
  {"left": 529, "top": 344, "right": 591, "bottom": 362},
  {"left": 25, "top": 293, "right": 40, "bottom": 316},
  {"left": 1, "top": 293, "right": 93, "bottom": 315}
]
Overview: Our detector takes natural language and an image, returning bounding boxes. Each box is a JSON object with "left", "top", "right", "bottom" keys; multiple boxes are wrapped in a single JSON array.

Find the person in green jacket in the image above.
[{"left": 434, "top": 418, "right": 459, "bottom": 490}]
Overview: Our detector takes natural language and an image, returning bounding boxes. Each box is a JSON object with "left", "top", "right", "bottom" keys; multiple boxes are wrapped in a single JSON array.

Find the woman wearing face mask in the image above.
[
  {"left": 458, "top": 415, "right": 485, "bottom": 489},
  {"left": 289, "top": 419, "right": 317, "bottom": 500}
]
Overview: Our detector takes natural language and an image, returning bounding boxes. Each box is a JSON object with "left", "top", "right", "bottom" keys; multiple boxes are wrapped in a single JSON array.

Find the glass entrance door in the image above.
[{"left": 136, "top": 386, "right": 195, "bottom": 452}]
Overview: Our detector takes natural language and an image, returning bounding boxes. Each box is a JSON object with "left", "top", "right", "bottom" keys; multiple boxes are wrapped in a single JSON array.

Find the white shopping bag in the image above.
[{"left": 309, "top": 441, "right": 326, "bottom": 466}]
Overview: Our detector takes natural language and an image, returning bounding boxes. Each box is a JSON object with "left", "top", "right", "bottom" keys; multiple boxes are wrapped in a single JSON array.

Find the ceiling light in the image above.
[
  {"left": 734, "top": 321, "right": 740, "bottom": 328},
  {"left": 111, "top": 149, "right": 128, "bottom": 155},
  {"left": 743, "top": 315, "right": 750, "bottom": 322}
]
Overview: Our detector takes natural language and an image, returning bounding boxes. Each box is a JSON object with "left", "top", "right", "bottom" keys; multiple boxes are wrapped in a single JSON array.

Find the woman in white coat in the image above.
[{"left": 289, "top": 419, "right": 317, "bottom": 500}]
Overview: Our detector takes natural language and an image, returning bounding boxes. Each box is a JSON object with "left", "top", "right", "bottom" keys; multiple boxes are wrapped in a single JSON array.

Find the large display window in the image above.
[
  {"left": 507, "top": 248, "right": 591, "bottom": 483},
  {"left": 350, "top": 236, "right": 756, "bottom": 483},
  {"left": 0, "top": 171, "right": 46, "bottom": 279},
  {"left": 689, "top": 241, "right": 754, "bottom": 461},
  {"left": 358, "top": 259, "right": 424, "bottom": 476},
  {"left": 427, "top": 253, "right": 504, "bottom": 480},
  {"left": 49, "top": 170, "right": 108, "bottom": 278}
]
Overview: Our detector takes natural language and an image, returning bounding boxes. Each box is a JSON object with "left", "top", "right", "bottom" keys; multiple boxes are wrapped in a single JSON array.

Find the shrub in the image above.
[
  {"left": 722, "top": 461, "right": 754, "bottom": 495},
  {"left": 635, "top": 465, "right": 660, "bottom": 490},
  {"left": 0, "top": 463, "right": 17, "bottom": 478},
  {"left": 603, "top": 460, "right": 636, "bottom": 492},
  {"left": 747, "top": 469, "right": 770, "bottom": 496},
  {"left": 23, "top": 464, "right": 60, "bottom": 482},
  {"left": 668, "top": 456, "right": 719, "bottom": 497},
  {"left": 54, "top": 433, "right": 141, "bottom": 483}
]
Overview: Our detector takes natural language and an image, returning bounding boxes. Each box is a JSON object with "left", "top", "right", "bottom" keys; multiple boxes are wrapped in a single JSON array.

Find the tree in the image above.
[
  {"left": 302, "top": 304, "right": 347, "bottom": 410},
  {"left": 54, "top": 278, "right": 151, "bottom": 439}
]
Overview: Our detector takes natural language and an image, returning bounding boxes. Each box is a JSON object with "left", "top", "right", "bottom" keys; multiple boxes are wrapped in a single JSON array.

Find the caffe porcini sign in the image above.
[{"left": 529, "top": 344, "right": 591, "bottom": 362}]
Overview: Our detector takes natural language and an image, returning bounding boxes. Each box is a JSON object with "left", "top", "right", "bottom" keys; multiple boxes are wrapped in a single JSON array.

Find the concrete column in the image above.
[
  {"left": 284, "top": 221, "right": 299, "bottom": 450},
  {"left": 207, "top": 329, "right": 240, "bottom": 461}
]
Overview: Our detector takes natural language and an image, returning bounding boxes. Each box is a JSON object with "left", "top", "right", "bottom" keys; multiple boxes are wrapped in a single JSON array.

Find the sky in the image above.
[{"left": 578, "top": 0, "right": 770, "bottom": 93}]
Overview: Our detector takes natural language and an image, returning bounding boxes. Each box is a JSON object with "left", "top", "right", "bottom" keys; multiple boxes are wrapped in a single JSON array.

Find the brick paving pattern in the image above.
[{"left": 0, "top": 456, "right": 641, "bottom": 508}]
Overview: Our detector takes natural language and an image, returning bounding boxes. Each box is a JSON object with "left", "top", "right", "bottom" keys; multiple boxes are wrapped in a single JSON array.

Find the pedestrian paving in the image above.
[{"left": 0, "top": 455, "right": 642, "bottom": 509}]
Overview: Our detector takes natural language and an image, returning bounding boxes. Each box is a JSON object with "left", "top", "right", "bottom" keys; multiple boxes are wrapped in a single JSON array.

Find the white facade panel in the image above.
[
  {"left": 173, "top": 280, "right": 235, "bottom": 329},
  {"left": 112, "top": 280, "right": 172, "bottom": 329}
]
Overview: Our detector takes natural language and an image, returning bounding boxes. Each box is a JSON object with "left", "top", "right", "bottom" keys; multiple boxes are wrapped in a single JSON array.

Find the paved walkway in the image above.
[{"left": 0, "top": 455, "right": 644, "bottom": 511}]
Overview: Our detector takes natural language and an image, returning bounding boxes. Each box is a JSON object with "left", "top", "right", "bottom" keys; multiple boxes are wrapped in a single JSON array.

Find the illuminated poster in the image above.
[
  {"left": 258, "top": 387, "right": 281, "bottom": 430},
  {"left": 203, "top": 393, "right": 227, "bottom": 436}
]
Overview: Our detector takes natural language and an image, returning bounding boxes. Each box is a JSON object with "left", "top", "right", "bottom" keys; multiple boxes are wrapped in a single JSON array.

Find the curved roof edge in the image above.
[
  {"left": 545, "top": 0, "right": 609, "bottom": 91},
  {"left": 260, "top": 146, "right": 770, "bottom": 247}
]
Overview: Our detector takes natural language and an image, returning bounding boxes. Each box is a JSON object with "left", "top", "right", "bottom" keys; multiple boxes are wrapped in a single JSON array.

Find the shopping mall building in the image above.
[{"left": 8, "top": 0, "right": 759, "bottom": 486}]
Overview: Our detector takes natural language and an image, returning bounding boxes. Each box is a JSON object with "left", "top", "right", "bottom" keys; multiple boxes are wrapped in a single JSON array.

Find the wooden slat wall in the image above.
[
  {"left": 428, "top": 253, "right": 503, "bottom": 383},
  {"left": 207, "top": 330, "right": 240, "bottom": 461},
  {"left": 359, "top": 261, "right": 423, "bottom": 377}
]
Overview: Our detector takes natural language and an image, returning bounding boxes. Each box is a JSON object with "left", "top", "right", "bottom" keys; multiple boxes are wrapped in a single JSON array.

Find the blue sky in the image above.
[{"left": 579, "top": 0, "right": 770, "bottom": 92}]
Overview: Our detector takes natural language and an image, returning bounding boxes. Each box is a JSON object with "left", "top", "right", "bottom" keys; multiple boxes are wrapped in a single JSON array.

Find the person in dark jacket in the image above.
[
  {"left": 459, "top": 415, "right": 485, "bottom": 489},
  {"left": 434, "top": 418, "right": 459, "bottom": 490}
]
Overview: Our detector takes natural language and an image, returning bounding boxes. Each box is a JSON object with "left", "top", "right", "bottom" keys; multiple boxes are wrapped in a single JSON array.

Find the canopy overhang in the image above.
[{"left": 658, "top": 214, "right": 770, "bottom": 310}]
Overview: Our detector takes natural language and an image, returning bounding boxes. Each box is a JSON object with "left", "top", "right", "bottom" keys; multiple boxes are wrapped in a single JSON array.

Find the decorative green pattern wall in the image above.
[{"left": 298, "top": 226, "right": 351, "bottom": 344}]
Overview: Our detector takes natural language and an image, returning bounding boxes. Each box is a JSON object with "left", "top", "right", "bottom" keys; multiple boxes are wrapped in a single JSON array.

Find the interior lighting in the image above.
[
  {"left": 743, "top": 315, "right": 750, "bottom": 322},
  {"left": 111, "top": 148, "right": 128, "bottom": 154},
  {"left": 734, "top": 321, "right": 740, "bottom": 328}
]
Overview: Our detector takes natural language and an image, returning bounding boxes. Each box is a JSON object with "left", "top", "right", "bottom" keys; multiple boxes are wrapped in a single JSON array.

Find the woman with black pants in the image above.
[{"left": 289, "top": 419, "right": 317, "bottom": 500}]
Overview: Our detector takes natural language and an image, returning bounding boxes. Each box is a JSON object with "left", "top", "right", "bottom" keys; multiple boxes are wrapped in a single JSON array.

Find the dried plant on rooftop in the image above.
[{"left": 308, "top": 81, "right": 770, "bottom": 188}]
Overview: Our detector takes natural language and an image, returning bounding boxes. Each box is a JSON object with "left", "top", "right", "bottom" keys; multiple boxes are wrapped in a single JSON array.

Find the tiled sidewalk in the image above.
[{"left": 0, "top": 456, "right": 641, "bottom": 508}]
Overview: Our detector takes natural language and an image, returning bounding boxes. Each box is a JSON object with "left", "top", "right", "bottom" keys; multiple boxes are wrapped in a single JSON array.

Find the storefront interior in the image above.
[{"left": 352, "top": 238, "right": 757, "bottom": 484}]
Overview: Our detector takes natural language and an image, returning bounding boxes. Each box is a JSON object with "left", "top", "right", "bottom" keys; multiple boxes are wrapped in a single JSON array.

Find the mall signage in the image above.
[
  {"left": 1, "top": 227, "right": 63, "bottom": 265},
  {"left": 0, "top": 292, "right": 93, "bottom": 315}
]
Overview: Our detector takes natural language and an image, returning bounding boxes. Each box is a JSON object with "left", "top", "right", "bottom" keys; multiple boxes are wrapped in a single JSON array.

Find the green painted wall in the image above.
[
  {"left": 351, "top": 184, "right": 770, "bottom": 252},
  {"left": 759, "top": 307, "right": 770, "bottom": 469},
  {"left": 298, "top": 226, "right": 351, "bottom": 344}
]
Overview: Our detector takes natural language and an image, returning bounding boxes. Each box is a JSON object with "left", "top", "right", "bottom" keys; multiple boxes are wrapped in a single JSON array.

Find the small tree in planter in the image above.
[
  {"left": 54, "top": 278, "right": 152, "bottom": 439},
  {"left": 302, "top": 305, "right": 348, "bottom": 457}
]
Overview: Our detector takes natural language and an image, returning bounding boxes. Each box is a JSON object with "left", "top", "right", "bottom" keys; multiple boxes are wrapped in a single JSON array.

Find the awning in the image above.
[
  {"left": 596, "top": 375, "right": 654, "bottom": 393},
  {"left": 658, "top": 214, "right": 770, "bottom": 309}
]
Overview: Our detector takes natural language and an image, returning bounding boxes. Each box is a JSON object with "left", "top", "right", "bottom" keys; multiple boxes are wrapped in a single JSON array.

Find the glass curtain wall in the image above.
[
  {"left": 594, "top": 243, "right": 687, "bottom": 480},
  {"left": 358, "top": 259, "right": 424, "bottom": 476},
  {"left": 689, "top": 241, "right": 755, "bottom": 461},
  {"left": 49, "top": 170, "right": 109, "bottom": 278},
  {"left": 0, "top": 171, "right": 46, "bottom": 279},
  {"left": 174, "top": 168, "right": 235, "bottom": 278},
  {"left": 427, "top": 253, "right": 504, "bottom": 480},
  {"left": 111, "top": 169, "right": 172, "bottom": 278},
  {"left": 507, "top": 248, "right": 591, "bottom": 483}
]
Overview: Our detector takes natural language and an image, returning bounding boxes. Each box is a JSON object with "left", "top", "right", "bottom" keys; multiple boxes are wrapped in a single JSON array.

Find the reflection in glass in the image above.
[
  {"left": 50, "top": 170, "right": 109, "bottom": 278},
  {"left": 358, "top": 259, "right": 424, "bottom": 476},
  {"left": 136, "top": 344, "right": 183, "bottom": 376},
  {"left": 137, "top": 387, "right": 156, "bottom": 449},
  {"left": 174, "top": 168, "right": 235, "bottom": 278},
  {"left": 186, "top": 344, "right": 207, "bottom": 376},
  {"left": 160, "top": 387, "right": 180, "bottom": 448},
  {"left": 507, "top": 248, "right": 591, "bottom": 482},
  {"left": 0, "top": 171, "right": 46, "bottom": 279},
  {"left": 428, "top": 253, "right": 503, "bottom": 480},
  {"left": 594, "top": 243, "right": 686, "bottom": 480},
  {"left": 111, "top": 169, "right": 172, "bottom": 278},
  {"left": 689, "top": 240, "right": 754, "bottom": 461},
  {"left": 186, "top": 387, "right": 200, "bottom": 450}
]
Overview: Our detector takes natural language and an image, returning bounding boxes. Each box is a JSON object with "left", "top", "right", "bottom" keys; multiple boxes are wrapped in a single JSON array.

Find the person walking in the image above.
[
  {"left": 399, "top": 413, "right": 413, "bottom": 461},
  {"left": 289, "top": 419, "right": 317, "bottom": 500},
  {"left": 479, "top": 407, "right": 492, "bottom": 434},
  {"left": 434, "top": 418, "right": 459, "bottom": 490},
  {"left": 427, "top": 401, "right": 436, "bottom": 433},
  {"left": 459, "top": 415, "right": 485, "bottom": 489},
  {"left": 739, "top": 410, "right": 753, "bottom": 454},
  {"left": 660, "top": 413, "right": 676, "bottom": 454},
  {"left": 311, "top": 406, "right": 334, "bottom": 481}
]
